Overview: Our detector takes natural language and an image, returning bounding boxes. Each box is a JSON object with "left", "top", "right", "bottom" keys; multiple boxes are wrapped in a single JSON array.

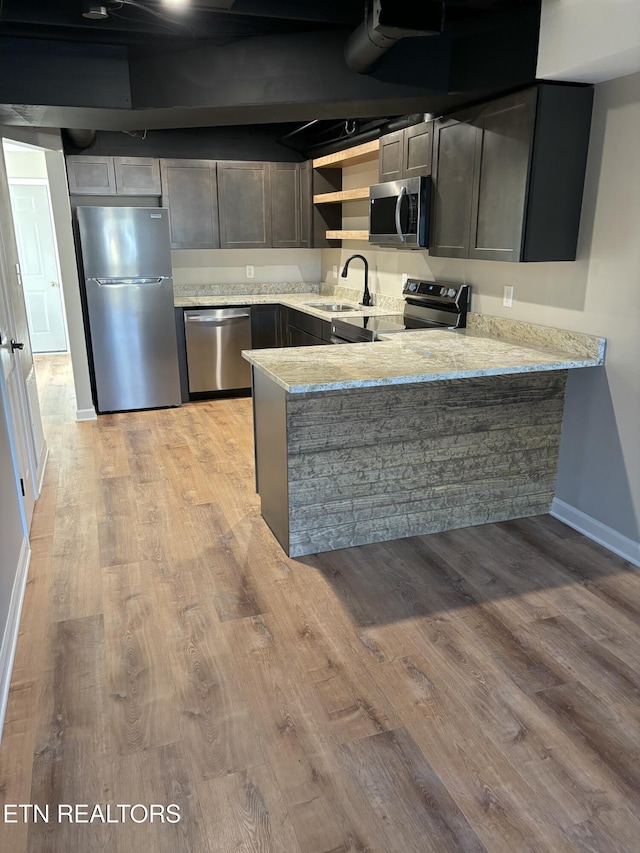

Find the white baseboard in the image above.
[
  {"left": 76, "top": 407, "right": 97, "bottom": 422},
  {"left": 0, "top": 537, "right": 31, "bottom": 742},
  {"left": 551, "top": 498, "right": 640, "bottom": 568}
]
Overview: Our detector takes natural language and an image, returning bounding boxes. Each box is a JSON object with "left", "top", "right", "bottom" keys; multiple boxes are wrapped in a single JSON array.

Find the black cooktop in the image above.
[
  {"left": 331, "top": 280, "right": 470, "bottom": 343},
  {"left": 335, "top": 314, "right": 444, "bottom": 334}
]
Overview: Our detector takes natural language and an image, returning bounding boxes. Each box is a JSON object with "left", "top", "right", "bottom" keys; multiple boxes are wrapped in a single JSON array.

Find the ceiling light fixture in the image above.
[{"left": 82, "top": 2, "right": 109, "bottom": 19}]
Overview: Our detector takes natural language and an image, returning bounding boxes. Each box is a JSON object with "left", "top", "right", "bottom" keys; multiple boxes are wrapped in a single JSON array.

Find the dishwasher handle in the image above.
[{"left": 185, "top": 313, "right": 250, "bottom": 324}]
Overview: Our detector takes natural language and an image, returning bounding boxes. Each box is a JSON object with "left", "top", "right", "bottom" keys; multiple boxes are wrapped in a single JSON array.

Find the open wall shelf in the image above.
[{"left": 312, "top": 140, "right": 378, "bottom": 245}]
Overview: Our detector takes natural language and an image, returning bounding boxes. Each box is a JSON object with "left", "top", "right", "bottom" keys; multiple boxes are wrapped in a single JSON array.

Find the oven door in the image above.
[
  {"left": 330, "top": 320, "right": 376, "bottom": 343},
  {"left": 369, "top": 177, "right": 431, "bottom": 249}
]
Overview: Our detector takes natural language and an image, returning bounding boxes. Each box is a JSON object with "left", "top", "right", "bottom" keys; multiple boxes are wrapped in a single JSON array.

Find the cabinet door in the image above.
[
  {"left": 299, "top": 160, "right": 312, "bottom": 248},
  {"left": 429, "top": 116, "right": 477, "bottom": 258},
  {"left": 378, "top": 130, "right": 404, "bottom": 182},
  {"left": 218, "top": 162, "right": 272, "bottom": 249},
  {"left": 468, "top": 89, "right": 536, "bottom": 262},
  {"left": 271, "top": 162, "right": 300, "bottom": 248},
  {"left": 160, "top": 159, "right": 220, "bottom": 249},
  {"left": 67, "top": 156, "right": 116, "bottom": 195},
  {"left": 114, "top": 157, "right": 161, "bottom": 196},
  {"left": 251, "top": 304, "right": 282, "bottom": 349},
  {"left": 403, "top": 121, "right": 433, "bottom": 178}
]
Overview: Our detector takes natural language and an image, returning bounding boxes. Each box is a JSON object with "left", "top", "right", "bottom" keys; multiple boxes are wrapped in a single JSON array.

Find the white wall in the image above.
[
  {"left": 537, "top": 0, "right": 640, "bottom": 82},
  {"left": 322, "top": 71, "right": 640, "bottom": 551}
]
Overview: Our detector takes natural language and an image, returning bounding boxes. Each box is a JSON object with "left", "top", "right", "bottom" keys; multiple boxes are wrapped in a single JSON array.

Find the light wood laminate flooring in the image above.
[{"left": 1, "top": 353, "right": 639, "bottom": 852}]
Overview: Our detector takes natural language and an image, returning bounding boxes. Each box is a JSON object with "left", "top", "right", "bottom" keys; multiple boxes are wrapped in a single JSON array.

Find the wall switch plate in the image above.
[
  {"left": 401, "top": 273, "right": 408, "bottom": 286},
  {"left": 503, "top": 286, "right": 514, "bottom": 308},
  {"left": 246, "top": 265, "right": 255, "bottom": 279},
  {"left": 332, "top": 265, "right": 338, "bottom": 279}
]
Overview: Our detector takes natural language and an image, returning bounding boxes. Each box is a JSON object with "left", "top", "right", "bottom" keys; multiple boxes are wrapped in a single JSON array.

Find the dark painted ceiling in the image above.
[{"left": 0, "top": 0, "right": 542, "bottom": 155}]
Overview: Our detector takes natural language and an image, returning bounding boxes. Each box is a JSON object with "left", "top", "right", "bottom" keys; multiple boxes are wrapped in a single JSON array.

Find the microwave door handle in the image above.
[{"left": 395, "top": 186, "right": 407, "bottom": 242}]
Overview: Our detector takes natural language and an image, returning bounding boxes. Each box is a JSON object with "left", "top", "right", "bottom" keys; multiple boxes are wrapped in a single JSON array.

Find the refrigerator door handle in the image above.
[{"left": 94, "top": 277, "right": 168, "bottom": 286}]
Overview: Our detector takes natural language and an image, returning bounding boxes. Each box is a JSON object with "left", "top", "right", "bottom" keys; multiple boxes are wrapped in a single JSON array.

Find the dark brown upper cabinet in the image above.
[
  {"left": 430, "top": 84, "right": 594, "bottom": 263},
  {"left": 270, "top": 162, "right": 302, "bottom": 249},
  {"left": 218, "top": 161, "right": 272, "bottom": 250},
  {"left": 217, "top": 160, "right": 310, "bottom": 250},
  {"left": 67, "top": 155, "right": 161, "bottom": 196},
  {"left": 298, "top": 160, "right": 313, "bottom": 249},
  {"left": 113, "top": 157, "right": 161, "bottom": 196},
  {"left": 378, "top": 121, "right": 433, "bottom": 183},
  {"left": 429, "top": 113, "right": 478, "bottom": 259},
  {"left": 160, "top": 159, "right": 220, "bottom": 249},
  {"left": 67, "top": 156, "right": 117, "bottom": 195}
]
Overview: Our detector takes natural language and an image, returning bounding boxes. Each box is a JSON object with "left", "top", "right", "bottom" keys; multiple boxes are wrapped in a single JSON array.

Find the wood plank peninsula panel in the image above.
[{"left": 252, "top": 369, "right": 567, "bottom": 557}]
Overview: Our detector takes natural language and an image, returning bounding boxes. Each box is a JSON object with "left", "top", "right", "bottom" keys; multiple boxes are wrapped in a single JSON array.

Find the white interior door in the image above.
[
  {"left": 0, "top": 334, "right": 34, "bottom": 528},
  {"left": 9, "top": 182, "right": 67, "bottom": 353}
]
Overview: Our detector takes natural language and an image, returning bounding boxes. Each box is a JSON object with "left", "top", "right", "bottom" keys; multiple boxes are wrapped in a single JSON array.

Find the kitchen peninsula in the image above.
[{"left": 243, "top": 320, "right": 605, "bottom": 557}]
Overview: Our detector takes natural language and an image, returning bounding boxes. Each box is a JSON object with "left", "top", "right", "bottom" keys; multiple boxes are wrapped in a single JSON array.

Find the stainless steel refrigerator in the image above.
[{"left": 77, "top": 206, "right": 181, "bottom": 413}]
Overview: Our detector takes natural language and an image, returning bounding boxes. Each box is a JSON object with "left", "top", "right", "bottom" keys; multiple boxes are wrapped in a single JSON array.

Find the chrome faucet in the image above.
[{"left": 341, "top": 254, "right": 372, "bottom": 307}]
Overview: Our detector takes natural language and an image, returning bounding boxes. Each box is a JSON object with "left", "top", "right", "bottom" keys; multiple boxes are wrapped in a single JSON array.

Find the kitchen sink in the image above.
[{"left": 304, "top": 302, "right": 359, "bottom": 313}]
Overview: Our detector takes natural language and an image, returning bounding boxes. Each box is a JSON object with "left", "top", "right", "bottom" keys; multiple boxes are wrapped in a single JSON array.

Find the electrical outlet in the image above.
[
  {"left": 246, "top": 265, "right": 255, "bottom": 279},
  {"left": 401, "top": 273, "right": 408, "bottom": 286},
  {"left": 503, "top": 286, "right": 514, "bottom": 308}
]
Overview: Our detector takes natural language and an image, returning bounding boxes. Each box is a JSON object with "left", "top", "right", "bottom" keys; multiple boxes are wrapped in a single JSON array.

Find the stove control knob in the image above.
[
  {"left": 448, "top": 288, "right": 457, "bottom": 297},
  {"left": 440, "top": 286, "right": 447, "bottom": 296}
]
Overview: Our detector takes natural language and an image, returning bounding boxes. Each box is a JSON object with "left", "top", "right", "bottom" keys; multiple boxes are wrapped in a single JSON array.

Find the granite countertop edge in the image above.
[
  {"left": 175, "top": 288, "right": 606, "bottom": 394},
  {"left": 242, "top": 333, "right": 603, "bottom": 394},
  {"left": 174, "top": 291, "right": 394, "bottom": 320},
  {"left": 245, "top": 358, "right": 601, "bottom": 394}
]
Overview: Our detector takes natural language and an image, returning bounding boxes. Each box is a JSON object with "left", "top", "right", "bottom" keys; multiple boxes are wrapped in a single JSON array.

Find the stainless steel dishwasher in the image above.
[{"left": 184, "top": 307, "right": 252, "bottom": 393}]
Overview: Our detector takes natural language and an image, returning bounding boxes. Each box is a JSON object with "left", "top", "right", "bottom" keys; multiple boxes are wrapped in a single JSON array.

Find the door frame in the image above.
[
  {"left": 0, "top": 229, "right": 31, "bottom": 744},
  {"left": 8, "top": 176, "right": 69, "bottom": 353}
]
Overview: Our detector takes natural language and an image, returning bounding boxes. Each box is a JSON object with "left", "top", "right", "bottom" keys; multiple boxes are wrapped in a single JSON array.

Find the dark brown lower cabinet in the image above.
[
  {"left": 250, "top": 304, "right": 283, "bottom": 349},
  {"left": 286, "top": 308, "right": 331, "bottom": 346}
]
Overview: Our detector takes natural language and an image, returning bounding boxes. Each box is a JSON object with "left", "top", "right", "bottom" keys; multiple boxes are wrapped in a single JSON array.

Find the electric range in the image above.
[{"left": 330, "top": 280, "right": 470, "bottom": 343}]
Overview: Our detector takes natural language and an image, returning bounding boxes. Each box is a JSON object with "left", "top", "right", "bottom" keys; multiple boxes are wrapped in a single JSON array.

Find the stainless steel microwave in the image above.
[{"left": 369, "top": 176, "right": 431, "bottom": 249}]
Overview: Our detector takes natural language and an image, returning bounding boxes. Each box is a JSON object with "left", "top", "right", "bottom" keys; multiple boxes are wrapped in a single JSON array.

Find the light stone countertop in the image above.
[
  {"left": 174, "top": 291, "right": 393, "bottom": 320},
  {"left": 242, "top": 327, "right": 604, "bottom": 394},
  {"left": 174, "top": 287, "right": 605, "bottom": 393}
]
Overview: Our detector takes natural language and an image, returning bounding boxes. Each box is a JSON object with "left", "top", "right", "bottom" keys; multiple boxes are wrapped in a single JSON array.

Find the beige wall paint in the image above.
[
  {"left": 171, "top": 248, "right": 321, "bottom": 286},
  {"left": 537, "top": 0, "right": 640, "bottom": 83},
  {"left": 322, "top": 71, "right": 640, "bottom": 546}
]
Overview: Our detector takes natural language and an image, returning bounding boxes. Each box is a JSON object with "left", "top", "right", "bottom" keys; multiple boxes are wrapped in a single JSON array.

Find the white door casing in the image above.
[{"left": 9, "top": 181, "right": 67, "bottom": 353}]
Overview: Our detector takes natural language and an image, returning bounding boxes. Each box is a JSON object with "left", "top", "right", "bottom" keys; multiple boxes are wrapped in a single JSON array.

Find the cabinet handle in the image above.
[{"left": 395, "top": 186, "right": 407, "bottom": 243}]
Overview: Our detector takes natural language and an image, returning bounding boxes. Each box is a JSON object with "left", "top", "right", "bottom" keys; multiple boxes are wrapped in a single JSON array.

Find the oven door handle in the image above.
[{"left": 395, "top": 186, "right": 407, "bottom": 243}]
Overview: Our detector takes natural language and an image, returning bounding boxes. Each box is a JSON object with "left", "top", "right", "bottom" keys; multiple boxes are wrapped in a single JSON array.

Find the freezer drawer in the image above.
[{"left": 184, "top": 307, "right": 252, "bottom": 393}]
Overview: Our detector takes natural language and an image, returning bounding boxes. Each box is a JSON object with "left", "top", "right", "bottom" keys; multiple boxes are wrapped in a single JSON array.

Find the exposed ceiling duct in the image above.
[
  {"left": 64, "top": 128, "right": 97, "bottom": 148},
  {"left": 345, "top": 0, "right": 445, "bottom": 73},
  {"left": 81, "top": 2, "right": 109, "bottom": 20}
]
